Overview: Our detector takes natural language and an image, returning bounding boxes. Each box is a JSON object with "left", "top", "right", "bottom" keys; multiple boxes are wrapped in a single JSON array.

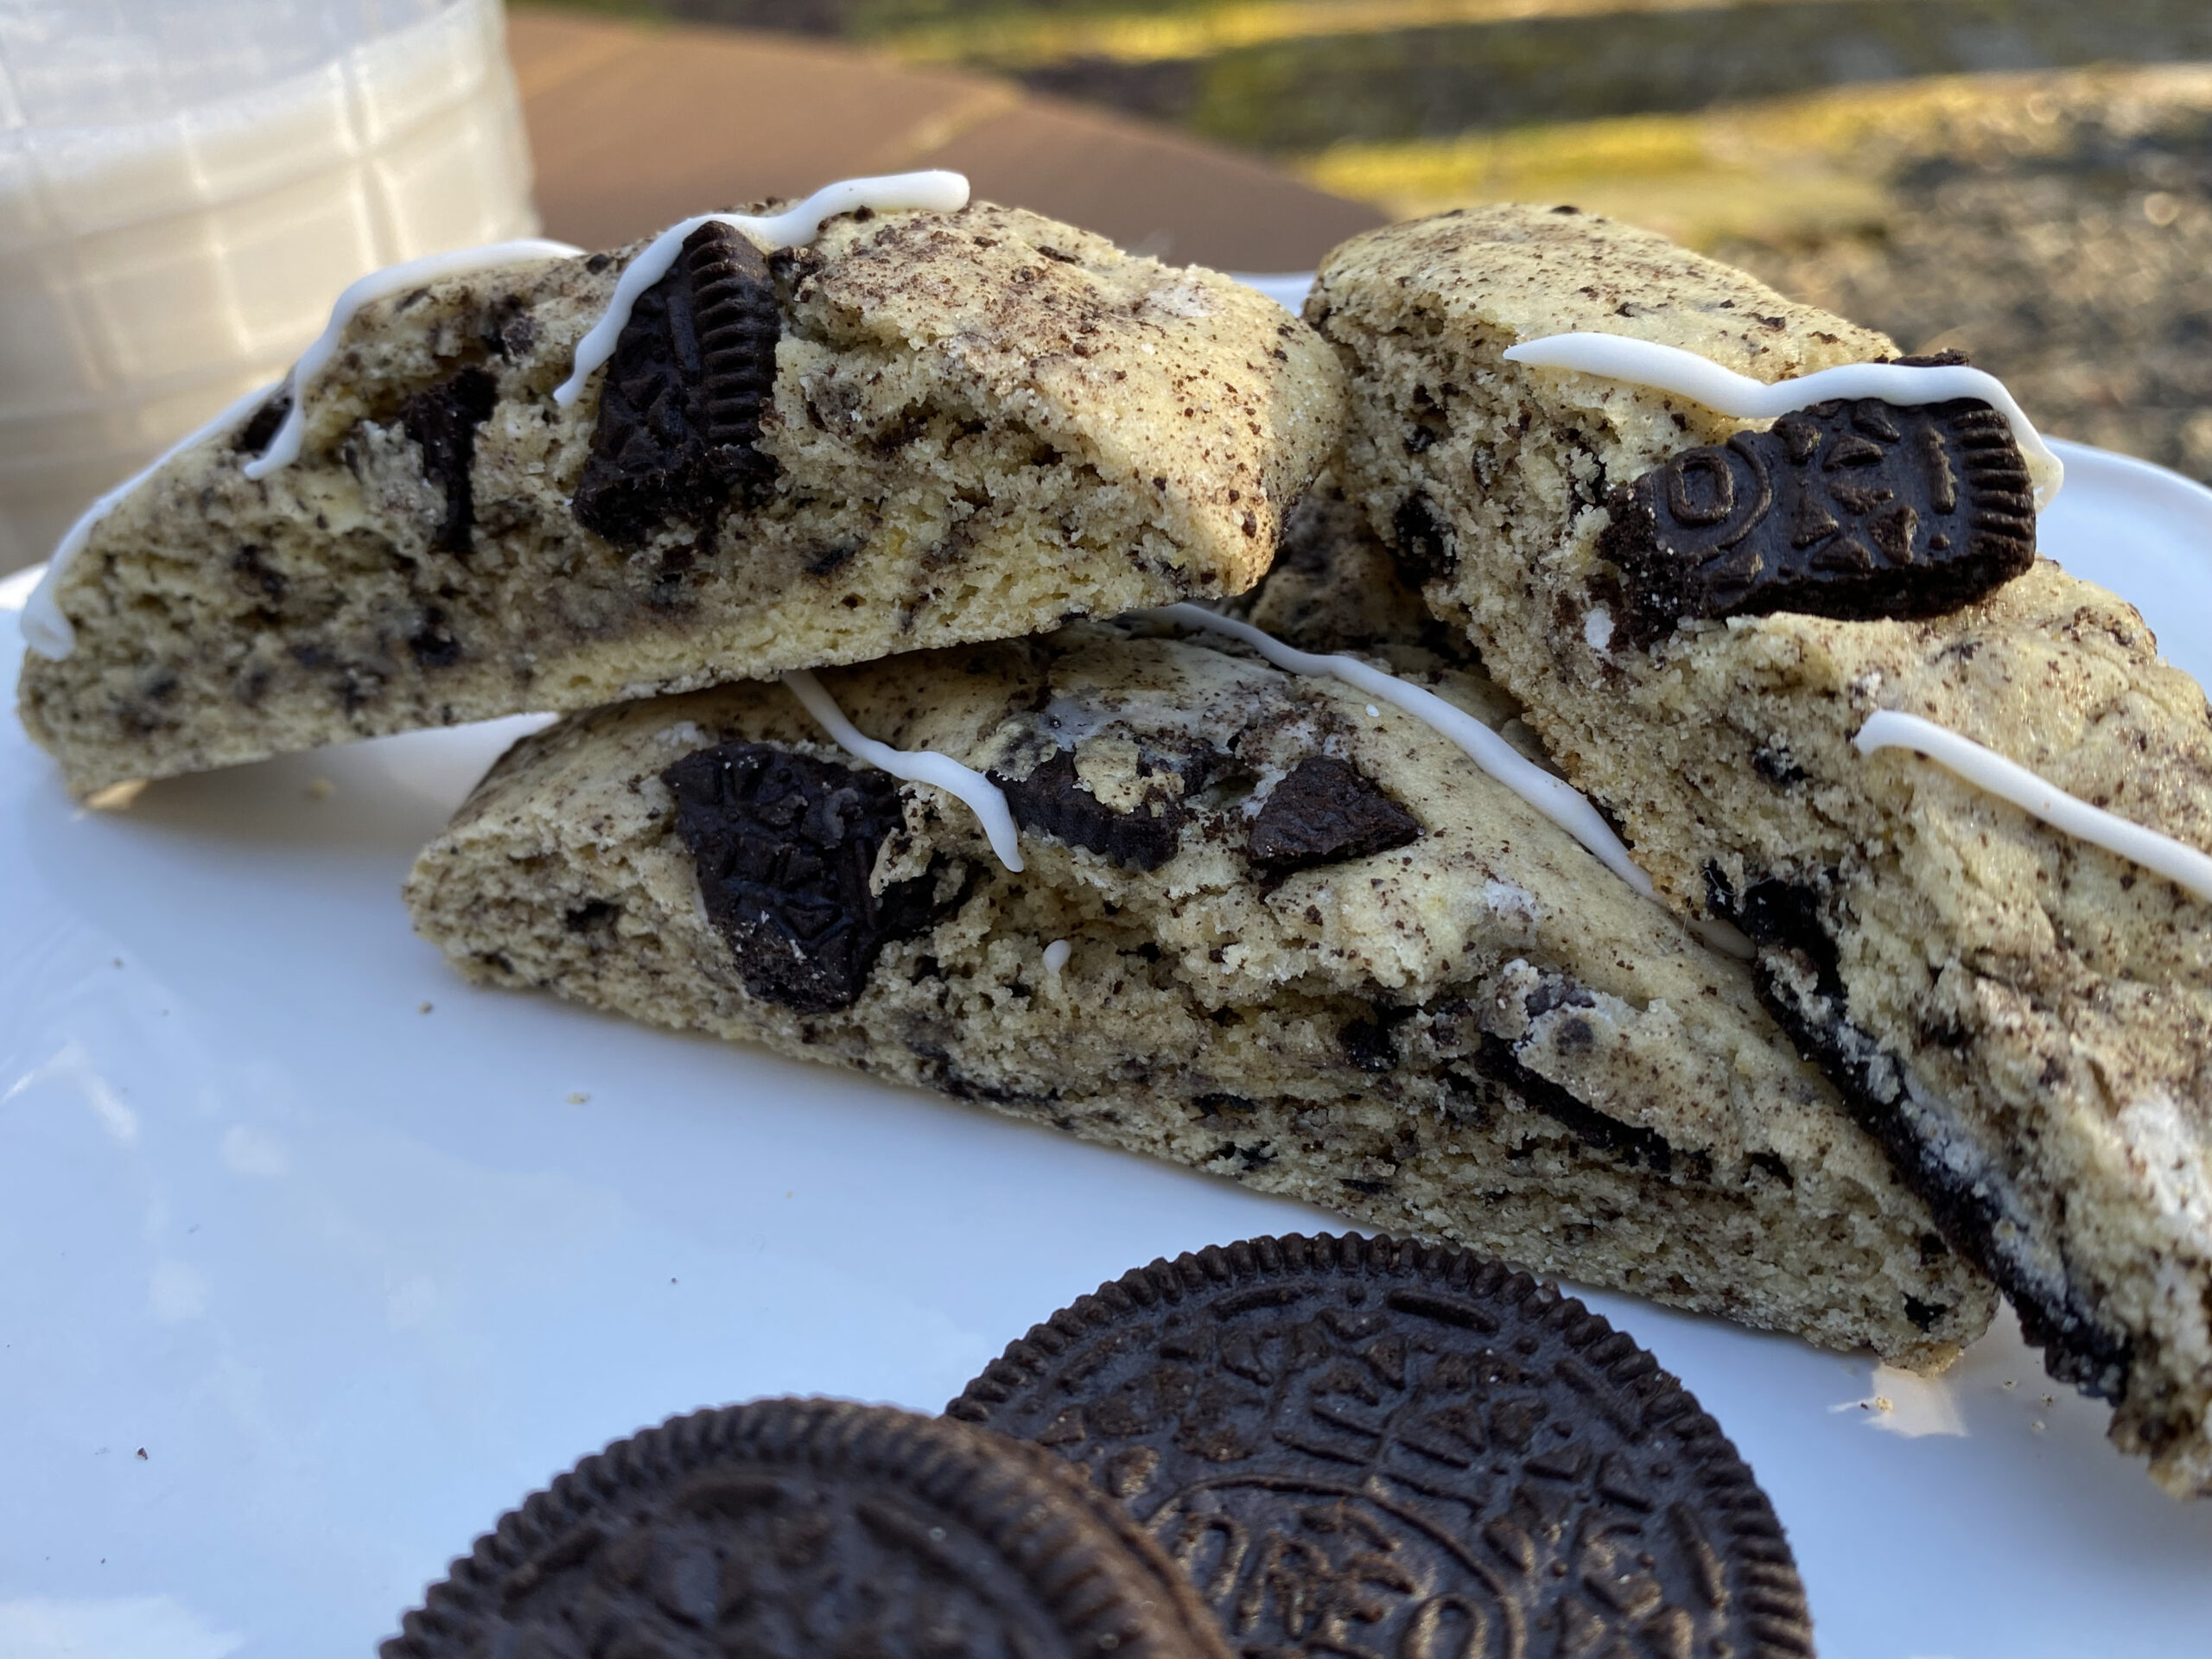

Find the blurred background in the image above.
[{"left": 517, "top": 0, "right": 2212, "bottom": 486}]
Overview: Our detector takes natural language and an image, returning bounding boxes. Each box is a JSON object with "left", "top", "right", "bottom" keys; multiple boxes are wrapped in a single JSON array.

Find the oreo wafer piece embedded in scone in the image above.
[
  {"left": 1600, "top": 391, "right": 2036, "bottom": 632},
  {"left": 573, "top": 219, "right": 783, "bottom": 544},
  {"left": 1247, "top": 754, "right": 1420, "bottom": 876},
  {"left": 382, "top": 1397, "right": 1233, "bottom": 1659},
  {"left": 662, "top": 741, "right": 946, "bottom": 1014},
  {"left": 951, "top": 1233, "right": 1813, "bottom": 1659}
]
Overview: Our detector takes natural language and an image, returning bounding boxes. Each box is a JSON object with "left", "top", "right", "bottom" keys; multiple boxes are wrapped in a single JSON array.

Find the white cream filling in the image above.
[
  {"left": 1503, "top": 332, "right": 2064, "bottom": 508},
  {"left": 554, "top": 170, "right": 970, "bottom": 408},
  {"left": 1147, "top": 604, "right": 1656, "bottom": 899},
  {"left": 1855, "top": 710, "right": 2212, "bottom": 903},
  {"left": 780, "top": 669, "right": 1024, "bottom": 874}
]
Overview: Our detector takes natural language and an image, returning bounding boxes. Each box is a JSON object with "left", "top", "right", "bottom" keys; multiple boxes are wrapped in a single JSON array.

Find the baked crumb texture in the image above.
[
  {"left": 405, "top": 624, "right": 1993, "bottom": 1370},
  {"left": 1315, "top": 201, "right": 2212, "bottom": 1496},
  {"left": 17, "top": 201, "right": 1344, "bottom": 794}
]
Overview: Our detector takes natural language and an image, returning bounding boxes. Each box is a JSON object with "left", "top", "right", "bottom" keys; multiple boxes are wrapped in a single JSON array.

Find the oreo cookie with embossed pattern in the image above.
[
  {"left": 382, "top": 1397, "right": 1232, "bottom": 1659},
  {"left": 950, "top": 1234, "right": 1813, "bottom": 1659},
  {"left": 1602, "top": 383, "right": 2035, "bottom": 633},
  {"left": 573, "top": 220, "right": 782, "bottom": 546}
]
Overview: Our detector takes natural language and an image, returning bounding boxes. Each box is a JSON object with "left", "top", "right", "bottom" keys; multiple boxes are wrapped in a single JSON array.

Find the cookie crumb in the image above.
[
  {"left": 417, "top": 1001, "right": 434, "bottom": 1014},
  {"left": 304, "top": 777, "right": 334, "bottom": 801},
  {"left": 135, "top": 1447, "right": 147, "bottom": 1460},
  {"left": 567, "top": 1091, "right": 589, "bottom": 1104}
]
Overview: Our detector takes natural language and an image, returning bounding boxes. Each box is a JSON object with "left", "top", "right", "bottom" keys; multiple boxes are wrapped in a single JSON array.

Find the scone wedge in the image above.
[
  {"left": 1314, "top": 202, "right": 2212, "bottom": 1494},
  {"left": 19, "top": 197, "right": 1342, "bottom": 795},
  {"left": 405, "top": 619, "right": 1993, "bottom": 1368}
]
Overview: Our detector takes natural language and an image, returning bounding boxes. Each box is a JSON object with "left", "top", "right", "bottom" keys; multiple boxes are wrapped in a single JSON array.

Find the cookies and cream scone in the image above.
[
  {"left": 404, "top": 619, "right": 1993, "bottom": 1369},
  {"left": 1314, "top": 202, "right": 2212, "bottom": 1495},
  {"left": 17, "top": 175, "right": 1344, "bottom": 796}
]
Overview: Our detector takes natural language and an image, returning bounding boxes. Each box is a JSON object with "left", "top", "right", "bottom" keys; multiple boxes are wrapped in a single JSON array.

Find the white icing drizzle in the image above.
[
  {"left": 243, "top": 238, "right": 583, "bottom": 480},
  {"left": 1147, "top": 604, "right": 1655, "bottom": 899},
  {"left": 1854, "top": 710, "right": 2212, "bottom": 903},
  {"left": 1502, "top": 333, "right": 2065, "bottom": 509},
  {"left": 554, "top": 171, "right": 971, "bottom": 409},
  {"left": 21, "top": 378, "right": 277, "bottom": 659},
  {"left": 780, "top": 669, "right": 1024, "bottom": 874}
]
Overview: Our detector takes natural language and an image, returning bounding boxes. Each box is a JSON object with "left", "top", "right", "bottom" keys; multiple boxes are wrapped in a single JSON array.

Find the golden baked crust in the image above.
[
  {"left": 404, "top": 621, "right": 1993, "bottom": 1368},
  {"left": 18, "top": 201, "right": 1343, "bottom": 794},
  {"left": 1315, "top": 201, "right": 2212, "bottom": 1497}
]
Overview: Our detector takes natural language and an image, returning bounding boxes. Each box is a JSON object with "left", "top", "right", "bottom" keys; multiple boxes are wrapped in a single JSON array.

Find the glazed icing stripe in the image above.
[
  {"left": 781, "top": 669, "right": 1025, "bottom": 874},
  {"left": 243, "top": 238, "right": 584, "bottom": 479},
  {"left": 1503, "top": 333, "right": 2064, "bottom": 509},
  {"left": 1149, "top": 604, "right": 1656, "bottom": 899},
  {"left": 554, "top": 171, "right": 970, "bottom": 408},
  {"left": 1855, "top": 711, "right": 2212, "bottom": 902}
]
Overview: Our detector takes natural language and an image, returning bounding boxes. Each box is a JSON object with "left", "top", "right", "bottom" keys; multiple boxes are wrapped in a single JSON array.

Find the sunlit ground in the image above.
[{"left": 542, "top": 0, "right": 2212, "bottom": 480}]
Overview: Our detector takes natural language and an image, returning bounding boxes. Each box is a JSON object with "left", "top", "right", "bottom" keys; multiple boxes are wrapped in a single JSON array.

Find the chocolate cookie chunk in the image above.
[
  {"left": 574, "top": 221, "right": 782, "bottom": 545},
  {"left": 992, "top": 748, "right": 1185, "bottom": 871},
  {"left": 1602, "top": 397, "right": 2035, "bottom": 632},
  {"left": 662, "top": 741, "right": 941, "bottom": 1014},
  {"left": 401, "top": 366, "right": 500, "bottom": 555},
  {"left": 950, "top": 1234, "right": 1813, "bottom": 1659},
  {"left": 1248, "top": 755, "right": 1420, "bottom": 875},
  {"left": 381, "top": 1397, "right": 1233, "bottom": 1659}
]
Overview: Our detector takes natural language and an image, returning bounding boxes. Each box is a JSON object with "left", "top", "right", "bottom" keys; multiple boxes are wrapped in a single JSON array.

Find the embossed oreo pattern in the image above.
[
  {"left": 663, "top": 741, "right": 944, "bottom": 1014},
  {"left": 381, "top": 1398, "right": 1232, "bottom": 1659},
  {"left": 1602, "top": 394, "right": 2035, "bottom": 632},
  {"left": 573, "top": 221, "right": 782, "bottom": 546},
  {"left": 951, "top": 1234, "right": 1813, "bottom": 1659}
]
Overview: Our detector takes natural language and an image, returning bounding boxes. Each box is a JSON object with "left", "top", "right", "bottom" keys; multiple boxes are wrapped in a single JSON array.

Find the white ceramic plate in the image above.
[{"left": 4, "top": 437, "right": 2212, "bottom": 1659}]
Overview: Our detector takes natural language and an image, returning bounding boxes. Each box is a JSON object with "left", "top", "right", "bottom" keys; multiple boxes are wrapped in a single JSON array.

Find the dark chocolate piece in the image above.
[
  {"left": 574, "top": 221, "right": 781, "bottom": 545},
  {"left": 400, "top": 366, "right": 500, "bottom": 555},
  {"left": 234, "top": 389, "right": 292, "bottom": 458},
  {"left": 951, "top": 1233, "right": 1814, "bottom": 1659},
  {"left": 1723, "top": 875, "right": 2132, "bottom": 1399},
  {"left": 991, "top": 748, "right": 1185, "bottom": 871},
  {"left": 663, "top": 741, "right": 942, "bottom": 1014},
  {"left": 1248, "top": 754, "right": 1420, "bottom": 875},
  {"left": 382, "top": 1398, "right": 1231, "bottom": 1659},
  {"left": 1602, "top": 396, "right": 2035, "bottom": 632}
]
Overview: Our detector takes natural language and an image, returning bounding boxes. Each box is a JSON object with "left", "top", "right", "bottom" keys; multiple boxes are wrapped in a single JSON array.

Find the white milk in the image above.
[{"left": 0, "top": 0, "right": 537, "bottom": 569}]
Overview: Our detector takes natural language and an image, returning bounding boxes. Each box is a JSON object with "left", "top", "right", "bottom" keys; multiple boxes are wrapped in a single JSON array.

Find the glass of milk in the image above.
[{"left": 0, "top": 0, "right": 539, "bottom": 572}]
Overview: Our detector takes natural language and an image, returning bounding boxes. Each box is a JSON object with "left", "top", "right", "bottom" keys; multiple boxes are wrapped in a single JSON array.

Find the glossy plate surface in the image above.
[{"left": 3, "top": 437, "right": 2211, "bottom": 1659}]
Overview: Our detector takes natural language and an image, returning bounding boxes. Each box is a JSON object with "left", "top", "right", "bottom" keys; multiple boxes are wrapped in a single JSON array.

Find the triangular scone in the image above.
[
  {"left": 18, "top": 200, "right": 1343, "bottom": 795},
  {"left": 1313, "top": 203, "right": 2212, "bottom": 1496},
  {"left": 405, "top": 620, "right": 1994, "bottom": 1370}
]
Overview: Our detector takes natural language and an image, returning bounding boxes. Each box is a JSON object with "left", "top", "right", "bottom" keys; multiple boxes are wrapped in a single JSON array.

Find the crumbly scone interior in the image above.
[
  {"left": 19, "top": 201, "right": 1343, "bottom": 795},
  {"left": 1314, "top": 203, "right": 2212, "bottom": 1495},
  {"left": 406, "top": 625, "right": 1993, "bottom": 1369}
]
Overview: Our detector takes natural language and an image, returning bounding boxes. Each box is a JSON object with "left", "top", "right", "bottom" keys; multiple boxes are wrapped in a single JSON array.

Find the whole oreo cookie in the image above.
[
  {"left": 383, "top": 1397, "right": 1232, "bottom": 1659},
  {"left": 1602, "top": 391, "right": 2035, "bottom": 633},
  {"left": 950, "top": 1234, "right": 1813, "bottom": 1659}
]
